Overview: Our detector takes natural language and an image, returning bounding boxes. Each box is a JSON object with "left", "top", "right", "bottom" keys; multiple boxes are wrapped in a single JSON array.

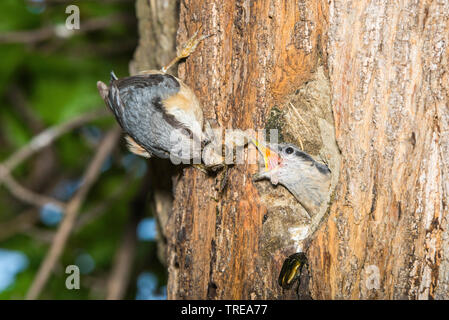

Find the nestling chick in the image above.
[{"left": 252, "top": 139, "right": 331, "bottom": 217}]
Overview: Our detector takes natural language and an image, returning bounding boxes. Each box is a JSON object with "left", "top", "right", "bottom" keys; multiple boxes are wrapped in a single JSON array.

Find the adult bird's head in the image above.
[{"left": 251, "top": 138, "right": 331, "bottom": 217}]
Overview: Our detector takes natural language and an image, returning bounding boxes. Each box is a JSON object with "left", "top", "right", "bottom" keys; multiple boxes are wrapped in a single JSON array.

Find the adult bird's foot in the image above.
[{"left": 161, "top": 25, "right": 212, "bottom": 73}]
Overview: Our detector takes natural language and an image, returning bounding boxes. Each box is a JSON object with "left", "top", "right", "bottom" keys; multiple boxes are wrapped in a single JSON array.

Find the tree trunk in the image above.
[
  {"left": 134, "top": 0, "right": 449, "bottom": 299},
  {"left": 309, "top": 0, "right": 449, "bottom": 300}
]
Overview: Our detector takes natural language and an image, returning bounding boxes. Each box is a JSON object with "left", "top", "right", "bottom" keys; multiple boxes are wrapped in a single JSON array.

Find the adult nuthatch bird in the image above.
[
  {"left": 251, "top": 139, "right": 331, "bottom": 217},
  {"left": 97, "top": 29, "right": 210, "bottom": 164}
]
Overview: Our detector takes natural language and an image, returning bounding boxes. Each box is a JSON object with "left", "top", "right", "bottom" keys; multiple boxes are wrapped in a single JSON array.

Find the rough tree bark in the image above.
[
  {"left": 133, "top": 0, "right": 449, "bottom": 299},
  {"left": 309, "top": 0, "right": 449, "bottom": 300}
]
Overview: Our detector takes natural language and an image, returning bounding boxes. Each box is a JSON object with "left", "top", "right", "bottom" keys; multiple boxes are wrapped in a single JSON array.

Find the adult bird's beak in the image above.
[{"left": 250, "top": 138, "right": 282, "bottom": 184}]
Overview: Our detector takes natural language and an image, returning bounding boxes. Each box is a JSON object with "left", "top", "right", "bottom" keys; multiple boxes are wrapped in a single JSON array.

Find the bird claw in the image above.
[
  {"left": 177, "top": 28, "right": 208, "bottom": 58},
  {"left": 162, "top": 25, "right": 212, "bottom": 73},
  {"left": 193, "top": 163, "right": 224, "bottom": 174},
  {"left": 192, "top": 164, "right": 209, "bottom": 174}
]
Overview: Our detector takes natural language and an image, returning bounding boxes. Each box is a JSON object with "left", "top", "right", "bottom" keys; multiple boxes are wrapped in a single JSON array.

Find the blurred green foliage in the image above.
[{"left": 0, "top": 0, "right": 167, "bottom": 299}]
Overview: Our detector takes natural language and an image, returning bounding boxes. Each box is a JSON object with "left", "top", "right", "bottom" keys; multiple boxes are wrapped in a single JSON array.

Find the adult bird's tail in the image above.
[{"left": 105, "top": 72, "right": 126, "bottom": 130}]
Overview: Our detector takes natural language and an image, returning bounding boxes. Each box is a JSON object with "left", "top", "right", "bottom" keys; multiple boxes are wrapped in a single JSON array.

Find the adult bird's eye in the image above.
[{"left": 285, "top": 147, "right": 294, "bottom": 154}]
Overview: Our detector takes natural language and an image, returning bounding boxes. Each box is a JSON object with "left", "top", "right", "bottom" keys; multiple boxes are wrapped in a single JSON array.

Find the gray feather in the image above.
[
  {"left": 255, "top": 143, "right": 331, "bottom": 216},
  {"left": 106, "top": 73, "right": 194, "bottom": 160}
]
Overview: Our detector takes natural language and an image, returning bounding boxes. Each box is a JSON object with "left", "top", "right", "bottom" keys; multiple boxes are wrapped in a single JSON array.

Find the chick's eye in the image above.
[{"left": 285, "top": 147, "right": 294, "bottom": 154}]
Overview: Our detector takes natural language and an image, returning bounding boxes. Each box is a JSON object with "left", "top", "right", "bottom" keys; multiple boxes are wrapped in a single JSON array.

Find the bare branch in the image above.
[
  {"left": 0, "top": 168, "right": 66, "bottom": 209},
  {"left": 35, "top": 0, "right": 133, "bottom": 4},
  {"left": 23, "top": 227, "right": 55, "bottom": 243},
  {"left": 5, "top": 85, "right": 60, "bottom": 190},
  {"left": 26, "top": 127, "right": 121, "bottom": 300},
  {"left": 0, "top": 172, "right": 133, "bottom": 242},
  {"left": 105, "top": 172, "right": 151, "bottom": 300},
  {"left": 0, "top": 109, "right": 110, "bottom": 235},
  {"left": 6, "top": 85, "right": 45, "bottom": 133},
  {"left": 0, "top": 209, "right": 39, "bottom": 242},
  {"left": 0, "top": 14, "right": 134, "bottom": 44},
  {"left": 74, "top": 174, "right": 134, "bottom": 232},
  {"left": 1, "top": 109, "right": 109, "bottom": 176},
  {"left": 105, "top": 218, "right": 137, "bottom": 300}
]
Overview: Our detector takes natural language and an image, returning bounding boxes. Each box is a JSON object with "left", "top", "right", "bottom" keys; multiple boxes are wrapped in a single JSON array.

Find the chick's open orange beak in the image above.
[{"left": 251, "top": 138, "right": 282, "bottom": 171}]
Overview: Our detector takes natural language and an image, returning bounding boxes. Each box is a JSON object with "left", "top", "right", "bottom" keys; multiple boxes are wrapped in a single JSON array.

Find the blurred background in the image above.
[{"left": 0, "top": 0, "right": 167, "bottom": 299}]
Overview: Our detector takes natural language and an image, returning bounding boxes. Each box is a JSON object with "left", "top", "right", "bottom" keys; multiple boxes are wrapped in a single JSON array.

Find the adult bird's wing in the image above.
[{"left": 107, "top": 73, "right": 197, "bottom": 159}]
